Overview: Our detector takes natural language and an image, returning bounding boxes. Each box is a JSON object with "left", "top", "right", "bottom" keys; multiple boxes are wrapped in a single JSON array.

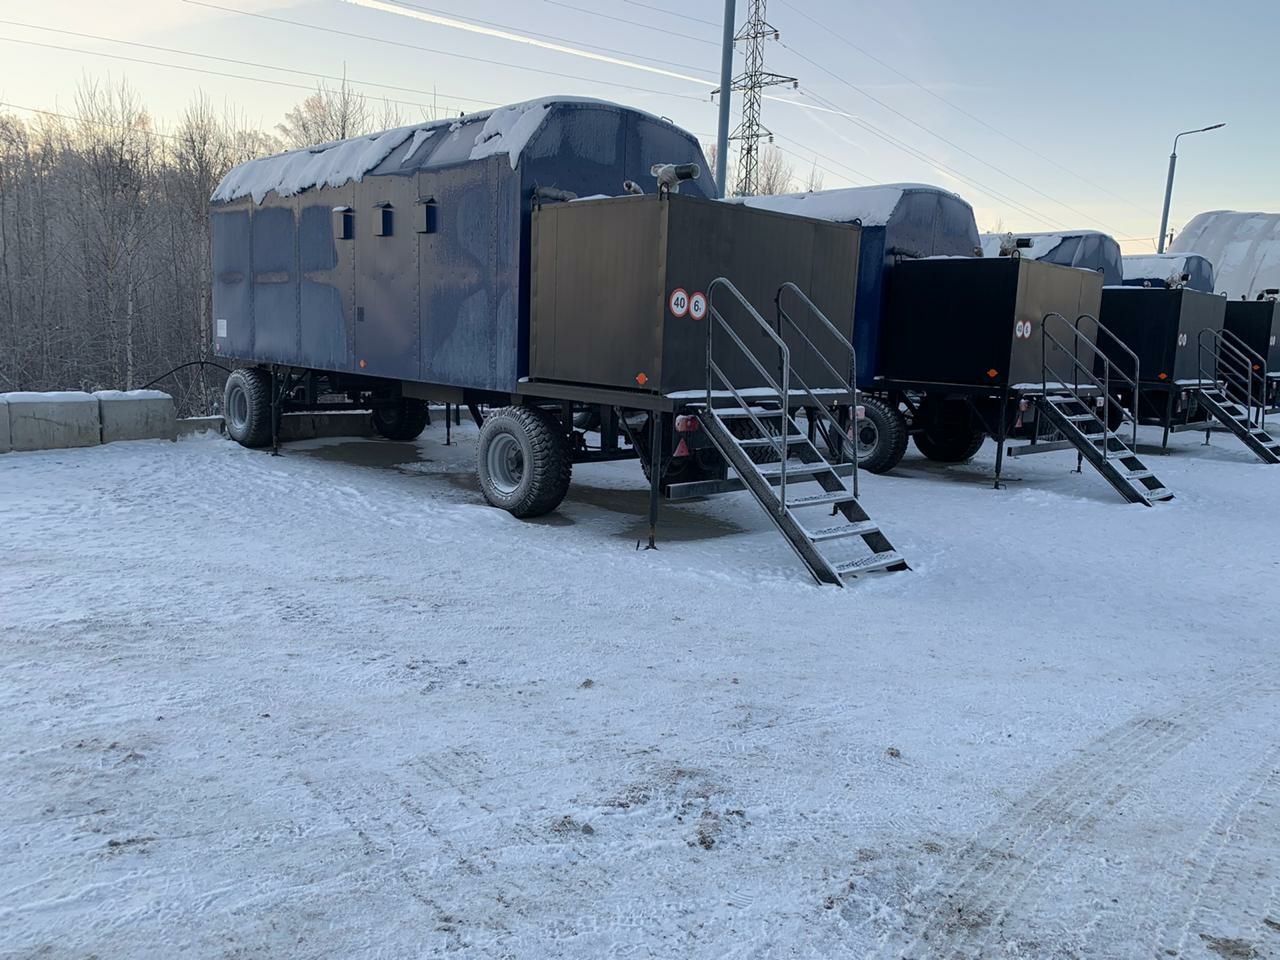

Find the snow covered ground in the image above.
[{"left": 2, "top": 422, "right": 1278, "bottom": 959}]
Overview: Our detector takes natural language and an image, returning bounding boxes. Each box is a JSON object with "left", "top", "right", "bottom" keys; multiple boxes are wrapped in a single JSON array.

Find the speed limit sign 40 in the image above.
[
  {"left": 668, "top": 288, "right": 689, "bottom": 318},
  {"left": 689, "top": 291, "right": 707, "bottom": 321}
]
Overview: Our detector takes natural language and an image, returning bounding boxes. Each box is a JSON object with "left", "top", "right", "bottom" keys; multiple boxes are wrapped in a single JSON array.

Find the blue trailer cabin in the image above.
[
  {"left": 735, "top": 184, "right": 981, "bottom": 385},
  {"left": 210, "top": 97, "right": 713, "bottom": 395},
  {"left": 1121, "top": 253, "right": 1215, "bottom": 292},
  {"left": 980, "top": 230, "right": 1124, "bottom": 286}
]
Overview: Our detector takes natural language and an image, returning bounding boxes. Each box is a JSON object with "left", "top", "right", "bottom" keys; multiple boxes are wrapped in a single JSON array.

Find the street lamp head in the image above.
[{"left": 1200, "top": 122, "right": 1227, "bottom": 132}]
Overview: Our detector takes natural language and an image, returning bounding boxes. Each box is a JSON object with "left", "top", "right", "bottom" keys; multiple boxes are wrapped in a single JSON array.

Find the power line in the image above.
[
  {"left": 182, "top": 0, "right": 714, "bottom": 104},
  {"left": 796, "top": 86, "right": 1068, "bottom": 230},
  {"left": 0, "top": 100, "right": 183, "bottom": 140},
  {"left": 620, "top": 0, "right": 722, "bottom": 29},
  {"left": 0, "top": 19, "right": 493, "bottom": 107},
  {"left": 541, "top": 0, "right": 718, "bottom": 47},
  {"left": 0, "top": 36, "right": 462, "bottom": 114},
  {"left": 775, "top": 0, "right": 1161, "bottom": 221},
  {"left": 778, "top": 38, "right": 1124, "bottom": 232}
]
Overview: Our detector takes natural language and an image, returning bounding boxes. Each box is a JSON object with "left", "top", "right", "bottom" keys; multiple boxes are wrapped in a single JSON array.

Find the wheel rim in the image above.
[
  {"left": 485, "top": 433, "right": 524, "bottom": 495},
  {"left": 228, "top": 384, "right": 249, "bottom": 431},
  {"left": 856, "top": 419, "right": 880, "bottom": 462}
]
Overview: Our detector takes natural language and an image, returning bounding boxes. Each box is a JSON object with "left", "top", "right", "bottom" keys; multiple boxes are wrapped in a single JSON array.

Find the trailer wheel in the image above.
[
  {"left": 478, "top": 406, "right": 572, "bottom": 518},
  {"left": 372, "top": 399, "right": 430, "bottom": 442},
  {"left": 224, "top": 367, "right": 273, "bottom": 448},
  {"left": 913, "top": 397, "right": 986, "bottom": 463},
  {"left": 855, "top": 396, "right": 908, "bottom": 474}
]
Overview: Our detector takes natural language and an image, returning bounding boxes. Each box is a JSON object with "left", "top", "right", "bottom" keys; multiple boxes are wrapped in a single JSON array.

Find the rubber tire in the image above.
[
  {"left": 372, "top": 399, "right": 430, "bottom": 441},
  {"left": 856, "top": 396, "right": 908, "bottom": 474},
  {"left": 912, "top": 397, "right": 986, "bottom": 463},
  {"left": 477, "top": 406, "right": 572, "bottom": 518},
  {"left": 223, "top": 367, "right": 273, "bottom": 448}
]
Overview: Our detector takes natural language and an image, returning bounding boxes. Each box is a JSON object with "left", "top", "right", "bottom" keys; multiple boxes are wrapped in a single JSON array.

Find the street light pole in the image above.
[
  {"left": 714, "top": 0, "right": 736, "bottom": 198},
  {"left": 1157, "top": 122, "right": 1226, "bottom": 253}
]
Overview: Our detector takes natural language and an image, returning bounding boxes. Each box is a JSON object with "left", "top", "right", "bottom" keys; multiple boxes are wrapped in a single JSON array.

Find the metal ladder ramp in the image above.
[
  {"left": 1195, "top": 329, "right": 1280, "bottom": 464},
  {"left": 698, "top": 279, "right": 906, "bottom": 586},
  {"left": 1034, "top": 394, "right": 1173, "bottom": 504},
  {"left": 1037, "top": 312, "right": 1173, "bottom": 506}
]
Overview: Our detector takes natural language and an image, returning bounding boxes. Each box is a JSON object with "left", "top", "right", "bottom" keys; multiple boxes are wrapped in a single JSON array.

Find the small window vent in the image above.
[
  {"left": 417, "top": 197, "right": 438, "bottom": 235},
  {"left": 333, "top": 206, "right": 353, "bottom": 240},
  {"left": 373, "top": 202, "right": 393, "bottom": 237}
]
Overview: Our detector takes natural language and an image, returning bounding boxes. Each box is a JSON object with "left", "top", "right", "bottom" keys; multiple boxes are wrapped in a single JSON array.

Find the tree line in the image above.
[{"left": 0, "top": 78, "right": 814, "bottom": 415}]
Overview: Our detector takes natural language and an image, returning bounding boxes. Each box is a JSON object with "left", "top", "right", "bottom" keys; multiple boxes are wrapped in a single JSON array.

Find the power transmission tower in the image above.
[{"left": 729, "top": 0, "right": 796, "bottom": 196}]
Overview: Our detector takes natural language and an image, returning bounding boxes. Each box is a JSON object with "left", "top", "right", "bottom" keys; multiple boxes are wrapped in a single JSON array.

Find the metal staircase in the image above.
[
  {"left": 694, "top": 278, "right": 906, "bottom": 585},
  {"left": 1194, "top": 329, "right": 1280, "bottom": 464},
  {"left": 1034, "top": 312, "right": 1174, "bottom": 505}
]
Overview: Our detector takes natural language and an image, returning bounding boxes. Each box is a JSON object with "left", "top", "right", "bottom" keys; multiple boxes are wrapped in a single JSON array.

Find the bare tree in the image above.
[
  {"left": 754, "top": 146, "right": 795, "bottom": 196},
  {"left": 276, "top": 76, "right": 407, "bottom": 148}
]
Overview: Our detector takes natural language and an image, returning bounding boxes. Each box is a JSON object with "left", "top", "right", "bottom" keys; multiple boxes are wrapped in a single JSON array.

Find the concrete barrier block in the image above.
[
  {"left": 1, "top": 392, "right": 100, "bottom": 451},
  {"left": 94, "top": 390, "right": 177, "bottom": 443},
  {"left": 0, "top": 396, "right": 10, "bottom": 454}
]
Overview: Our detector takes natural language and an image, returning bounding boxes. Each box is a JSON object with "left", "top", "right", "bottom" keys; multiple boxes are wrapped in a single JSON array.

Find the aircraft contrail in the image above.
[{"left": 340, "top": 0, "right": 861, "bottom": 121}]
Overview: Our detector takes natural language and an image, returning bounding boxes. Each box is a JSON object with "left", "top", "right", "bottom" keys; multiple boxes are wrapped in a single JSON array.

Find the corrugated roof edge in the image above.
[{"left": 211, "top": 96, "right": 692, "bottom": 206}]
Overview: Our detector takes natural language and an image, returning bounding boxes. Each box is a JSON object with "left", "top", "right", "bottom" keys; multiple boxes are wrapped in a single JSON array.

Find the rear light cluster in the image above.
[{"left": 674, "top": 415, "right": 700, "bottom": 433}]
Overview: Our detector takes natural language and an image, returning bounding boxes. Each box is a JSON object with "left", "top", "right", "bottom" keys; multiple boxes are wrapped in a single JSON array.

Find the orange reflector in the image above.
[
  {"left": 673, "top": 438, "right": 690, "bottom": 457},
  {"left": 1254, "top": 364, "right": 1262, "bottom": 371},
  {"left": 986, "top": 368, "right": 999, "bottom": 379},
  {"left": 359, "top": 359, "right": 367, "bottom": 369},
  {"left": 1157, "top": 372, "right": 1168, "bottom": 380},
  {"left": 635, "top": 372, "right": 649, "bottom": 386}
]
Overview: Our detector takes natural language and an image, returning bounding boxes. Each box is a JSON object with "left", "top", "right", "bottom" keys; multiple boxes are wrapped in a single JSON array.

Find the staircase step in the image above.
[
  {"left": 833, "top": 551, "right": 905, "bottom": 577},
  {"left": 786, "top": 490, "right": 857, "bottom": 509},
  {"left": 753, "top": 461, "right": 852, "bottom": 480},
  {"left": 713, "top": 407, "right": 785, "bottom": 420},
  {"left": 1124, "top": 469, "right": 1155, "bottom": 482},
  {"left": 737, "top": 434, "right": 804, "bottom": 448},
  {"left": 805, "top": 520, "right": 879, "bottom": 542},
  {"left": 1143, "top": 486, "right": 1174, "bottom": 502},
  {"left": 1064, "top": 413, "right": 1099, "bottom": 423}
]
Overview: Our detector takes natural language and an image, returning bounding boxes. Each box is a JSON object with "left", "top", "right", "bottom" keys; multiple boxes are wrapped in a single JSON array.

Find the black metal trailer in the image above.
[
  {"left": 1096, "top": 287, "right": 1280, "bottom": 463},
  {"left": 210, "top": 98, "right": 905, "bottom": 584},
  {"left": 1222, "top": 297, "right": 1280, "bottom": 411},
  {"left": 856, "top": 255, "right": 1173, "bottom": 504}
]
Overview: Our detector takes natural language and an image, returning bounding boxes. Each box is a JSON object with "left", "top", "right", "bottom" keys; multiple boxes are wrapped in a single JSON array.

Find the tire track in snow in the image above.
[
  {"left": 884, "top": 674, "right": 1274, "bottom": 959},
  {"left": 1154, "top": 749, "right": 1280, "bottom": 960}
]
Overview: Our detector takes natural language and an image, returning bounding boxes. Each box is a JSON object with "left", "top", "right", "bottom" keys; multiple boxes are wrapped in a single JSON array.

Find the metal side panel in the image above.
[
  {"left": 1174, "top": 289, "right": 1227, "bottom": 381},
  {"left": 528, "top": 195, "right": 665, "bottom": 392},
  {"left": 1009, "top": 260, "right": 1104, "bottom": 386},
  {"left": 353, "top": 174, "right": 420, "bottom": 382},
  {"left": 418, "top": 161, "right": 521, "bottom": 392},
  {"left": 212, "top": 207, "right": 252, "bottom": 359},
  {"left": 298, "top": 200, "right": 352, "bottom": 371},
  {"left": 250, "top": 204, "right": 300, "bottom": 363}
]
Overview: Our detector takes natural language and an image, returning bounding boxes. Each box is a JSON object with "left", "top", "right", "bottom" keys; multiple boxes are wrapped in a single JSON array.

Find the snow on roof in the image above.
[
  {"left": 979, "top": 230, "right": 1111, "bottom": 259},
  {"left": 1169, "top": 210, "right": 1280, "bottom": 298},
  {"left": 1122, "top": 254, "right": 1198, "bottom": 283},
  {"left": 726, "top": 183, "right": 968, "bottom": 226},
  {"left": 212, "top": 97, "right": 645, "bottom": 205}
]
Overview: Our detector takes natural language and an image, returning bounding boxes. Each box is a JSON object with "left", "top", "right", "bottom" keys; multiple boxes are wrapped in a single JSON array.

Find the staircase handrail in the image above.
[
  {"left": 1199, "top": 328, "right": 1267, "bottom": 431},
  {"left": 1041, "top": 312, "right": 1139, "bottom": 458},
  {"left": 707, "top": 277, "right": 792, "bottom": 511},
  {"left": 775, "top": 281, "right": 860, "bottom": 498}
]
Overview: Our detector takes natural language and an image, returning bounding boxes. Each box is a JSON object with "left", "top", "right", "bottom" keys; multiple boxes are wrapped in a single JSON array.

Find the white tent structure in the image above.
[{"left": 1169, "top": 211, "right": 1280, "bottom": 298}]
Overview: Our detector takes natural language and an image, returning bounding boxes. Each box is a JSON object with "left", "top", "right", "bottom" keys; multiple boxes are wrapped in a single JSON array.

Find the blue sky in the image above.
[{"left": 1, "top": 0, "right": 1274, "bottom": 251}]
